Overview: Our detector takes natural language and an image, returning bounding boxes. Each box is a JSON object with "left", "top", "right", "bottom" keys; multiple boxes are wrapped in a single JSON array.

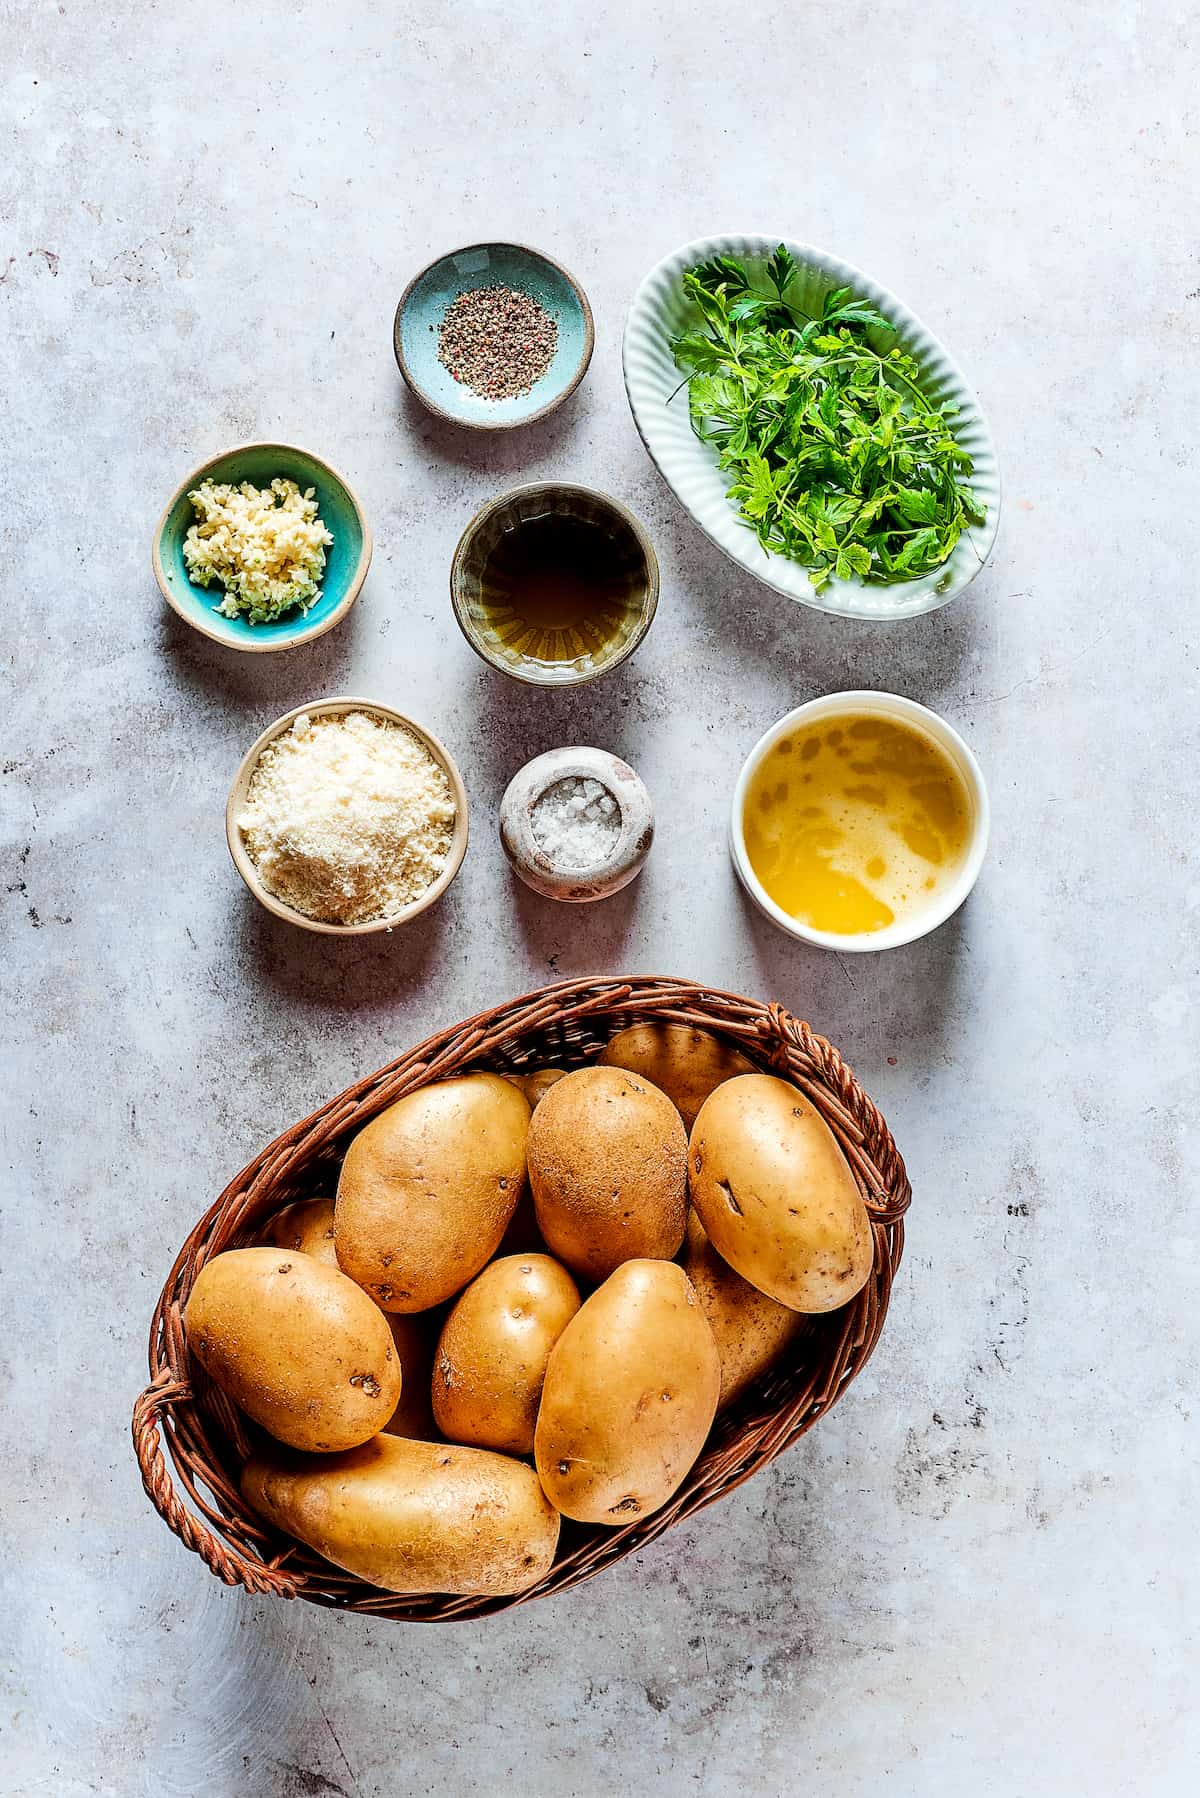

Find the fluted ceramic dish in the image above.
[{"left": 623, "top": 234, "right": 1001, "bottom": 621}]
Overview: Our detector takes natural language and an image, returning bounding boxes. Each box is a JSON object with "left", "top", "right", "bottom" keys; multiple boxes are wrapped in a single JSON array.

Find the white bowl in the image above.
[
  {"left": 730, "top": 691, "right": 989, "bottom": 952},
  {"left": 623, "top": 233, "right": 1001, "bottom": 621}
]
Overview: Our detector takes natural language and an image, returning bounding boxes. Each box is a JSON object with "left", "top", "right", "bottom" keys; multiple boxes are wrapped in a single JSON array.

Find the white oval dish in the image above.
[
  {"left": 623, "top": 234, "right": 1001, "bottom": 621},
  {"left": 730, "top": 691, "right": 989, "bottom": 952}
]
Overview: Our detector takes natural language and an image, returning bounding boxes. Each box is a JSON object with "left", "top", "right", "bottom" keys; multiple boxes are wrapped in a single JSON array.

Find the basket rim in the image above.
[{"left": 133, "top": 973, "right": 910, "bottom": 1621}]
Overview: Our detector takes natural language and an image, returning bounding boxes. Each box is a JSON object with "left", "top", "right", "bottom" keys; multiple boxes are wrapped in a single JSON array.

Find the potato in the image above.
[
  {"left": 527, "top": 1067, "right": 687, "bottom": 1282},
  {"left": 184, "top": 1247, "right": 400, "bottom": 1452},
  {"left": 689, "top": 1074, "right": 872, "bottom": 1312},
  {"left": 433, "top": 1255, "right": 580, "bottom": 1454},
  {"left": 260, "top": 1196, "right": 338, "bottom": 1266},
  {"left": 535, "top": 1259, "right": 719, "bottom": 1524},
  {"left": 502, "top": 1067, "right": 568, "bottom": 1109},
  {"left": 382, "top": 1312, "right": 439, "bottom": 1441},
  {"left": 599, "top": 1022, "right": 757, "bottom": 1128},
  {"left": 681, "top": 1211, "right": 807, "bottom": 1410},
  {"left": 335, "top": 1074, "right": 530, "bottom": 1312},
  {"left": 243, "top": 1434, "right": 560, "bottom": 1597}
]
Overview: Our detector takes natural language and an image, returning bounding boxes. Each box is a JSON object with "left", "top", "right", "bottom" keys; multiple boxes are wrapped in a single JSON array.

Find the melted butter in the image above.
[{"left": 742, "top": 712, "right": 972, "bottom": 935}]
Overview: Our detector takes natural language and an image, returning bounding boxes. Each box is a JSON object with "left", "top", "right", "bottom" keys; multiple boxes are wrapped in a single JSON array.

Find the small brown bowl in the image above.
[
  {"left": 450, "top": 482, "right": 659, "bottom": 688},
  {"left": 226, "top": 698, "right": 469, "bottom": 935}
]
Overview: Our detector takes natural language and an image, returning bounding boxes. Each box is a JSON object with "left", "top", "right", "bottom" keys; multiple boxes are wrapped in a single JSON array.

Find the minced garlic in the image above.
[
  {"left": 183, "top": 477, "right": 333, "bottom": 624},
  {"left": 237, "top": 711, "right": 456, "bottom": 925}
]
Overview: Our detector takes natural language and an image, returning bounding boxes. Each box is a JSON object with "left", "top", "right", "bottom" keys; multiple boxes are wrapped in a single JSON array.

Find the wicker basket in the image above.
[{"left": 132, "top": 975, "right": 910, "bottom": 1621}]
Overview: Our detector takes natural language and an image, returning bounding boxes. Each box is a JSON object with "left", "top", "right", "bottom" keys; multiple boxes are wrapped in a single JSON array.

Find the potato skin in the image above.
[
  {"left": 382, "top": 1312, "right": 439, "bottom": 1441},
  {"left": 527, "top": 1068, "right": 688, "bottom": 1283},
  {"left": 599, "top": 1023, "right": 757, "bottom": 1128},
  {"left": 681, "top": 1211, "right": 807, "bottom": 1410},
  {"left": 242, "top": 1434, "right": 560, "bottom": 1596},
  {"left": 260, "top": 1196, "right": 338, "bottom": 1266},
  {"left": 502, "top": 1068, "right": 568, "bottom": 1109},
  {"left": 259, "top": 1199, "right": 441, "bottom": 1438},
  {"left": 335, "top": 1075, "right": 530, "bottom": 1312},
  {"left": 689, "top": 1075, "right": 873, "bottom": 1312},
  {"left": 534, "top": 1259, "right": 720, "bottom": 1525},
  {"left": 184, "top": 1247, "right": 400, "bottom": 1452},
  {"left": 433, "top": 1255, "right": 580, "bottom": 1454}
]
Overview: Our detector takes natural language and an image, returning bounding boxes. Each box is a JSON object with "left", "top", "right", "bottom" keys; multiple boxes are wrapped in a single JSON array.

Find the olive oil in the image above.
[
  {"left": 742, "top": 712, "right": 972, "bottom": 935},
  {"left": 476, "top": 512, "right": 641, "bottom": 672}
]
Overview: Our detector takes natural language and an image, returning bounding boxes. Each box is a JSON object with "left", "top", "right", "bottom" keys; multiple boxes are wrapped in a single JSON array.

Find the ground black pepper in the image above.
[{"left": 436, "top": 284, "right": 558, "bottom": 401}]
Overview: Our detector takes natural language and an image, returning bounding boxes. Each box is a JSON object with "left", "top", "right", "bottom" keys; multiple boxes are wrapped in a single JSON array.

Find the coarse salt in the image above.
[{"left": 530, "top": 776, "right": 621, "bottom": 870}]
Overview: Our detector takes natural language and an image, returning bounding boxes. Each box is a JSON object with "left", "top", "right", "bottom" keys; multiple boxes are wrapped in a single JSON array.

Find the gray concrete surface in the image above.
[{"left": 3, "top": 2, "right": 1197, "bottom": 1793}]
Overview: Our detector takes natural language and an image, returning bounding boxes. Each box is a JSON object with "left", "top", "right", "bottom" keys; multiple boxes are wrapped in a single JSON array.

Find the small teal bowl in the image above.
[
  {"left": 394, "top": 242, "right": 594, "bottom": 431},
  {"left": 153, "top": 441, "right": 372, "bottom": 653}
]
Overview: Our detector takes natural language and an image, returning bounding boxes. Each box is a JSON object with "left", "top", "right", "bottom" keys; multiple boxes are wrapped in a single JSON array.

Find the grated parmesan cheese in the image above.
[
  {"left": 237, "top": 711, "right": 456, "bottom": 925},
  {"left": 183, "top": 477, "right": 333, "bottom": 625}
]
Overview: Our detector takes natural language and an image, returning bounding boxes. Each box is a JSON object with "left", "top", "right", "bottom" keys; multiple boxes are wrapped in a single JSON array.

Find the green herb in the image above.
[{"left": 670, "top": 246, "right": 986, "bottom": 591}]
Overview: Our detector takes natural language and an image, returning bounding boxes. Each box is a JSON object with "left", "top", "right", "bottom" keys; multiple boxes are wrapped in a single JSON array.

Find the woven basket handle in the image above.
[{"left": 132, "top": 1373, "right": 301, "bottom": 1599}]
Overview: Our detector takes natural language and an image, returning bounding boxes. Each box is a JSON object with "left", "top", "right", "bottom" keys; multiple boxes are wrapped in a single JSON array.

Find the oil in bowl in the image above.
[
  {"left": 479, "top": 512, "right": 632, "bottom": 666},
  {"left": 734, "top": 694, "right": 988, "bottom": 951},
  {"left": 451, "top": 483, "right": 659, "bottom": 686}
]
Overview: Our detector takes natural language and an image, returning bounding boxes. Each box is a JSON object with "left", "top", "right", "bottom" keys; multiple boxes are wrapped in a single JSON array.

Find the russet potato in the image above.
[
  {"left": 335, "top": 1074, "right": 530, "bottom": 1312},
  {"left": 527, "top": 1067, "right": 687, "bottom": 1282},
  {"left": 433, "top": 1254, "right": 580, "bottom": 1454},
  {"left": 598, "top": 1022, "right": 757, "bottom": 1128},
  {"left": 689, "top": 1074, "right": 873, "bottom": 1312},
  {"left": 260, "top": 1196, "right": 338, "bottom": 1266},
  {"left": 681, "top": 1210, "right": 807, "bottom": 1409},
  {"left": 184, "top": 1247, "right": 400, "bottom": 1452},
  {"left": 242, "top": 1433, "right": 560, "bottom": 1597},
  {"left": 534, "top": 1259, "right": 719, "bottom": 1524}
]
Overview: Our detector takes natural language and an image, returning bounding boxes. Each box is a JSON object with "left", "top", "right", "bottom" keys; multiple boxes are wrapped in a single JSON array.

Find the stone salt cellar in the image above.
[{"left": 499, "top": 747, "right": 654, "bottom": 903}]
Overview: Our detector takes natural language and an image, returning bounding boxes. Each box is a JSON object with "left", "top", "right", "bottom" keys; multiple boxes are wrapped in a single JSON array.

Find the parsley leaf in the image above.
[
  {"left": 766, "top": 244, "right": 799, "bottom": 298},
  {"left": 668, "top": 247, "right": 985, "bottom": 591}
]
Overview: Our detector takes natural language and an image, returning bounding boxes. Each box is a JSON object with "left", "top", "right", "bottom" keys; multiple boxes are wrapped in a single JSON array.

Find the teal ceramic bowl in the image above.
[
  {"left": 153, "top": 441, "right": 372, "bottom": 653},
  {"left": 394, "top": 243, "right": 594, "bottom": 431}
]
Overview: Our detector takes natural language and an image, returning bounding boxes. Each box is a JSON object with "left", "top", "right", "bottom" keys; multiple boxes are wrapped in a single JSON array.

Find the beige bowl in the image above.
[{"left": 226, "top": 697, "right": 469, "bottom": 935}]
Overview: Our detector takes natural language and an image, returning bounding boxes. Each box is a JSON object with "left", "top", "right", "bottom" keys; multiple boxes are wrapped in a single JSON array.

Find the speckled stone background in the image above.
[{"left": 3, "top": 2, "right": 1197, "bottom": 1793}]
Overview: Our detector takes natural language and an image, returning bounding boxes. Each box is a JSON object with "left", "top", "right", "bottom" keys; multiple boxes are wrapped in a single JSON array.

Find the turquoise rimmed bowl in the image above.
[
  {"left": 152, "top": 441, "right": 372, "bottom": 653},
  {"left": 394, "top": 243, "right": 594, "bottom": 431}
]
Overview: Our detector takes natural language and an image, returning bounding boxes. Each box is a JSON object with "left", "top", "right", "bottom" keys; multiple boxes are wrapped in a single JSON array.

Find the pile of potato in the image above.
[{"left": 184, "top": 1023, "right": 873, "bottom": 1599}]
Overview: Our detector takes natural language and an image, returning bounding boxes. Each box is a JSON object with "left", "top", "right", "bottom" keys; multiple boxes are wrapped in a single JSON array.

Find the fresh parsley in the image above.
[{"left": 670, "top": 246, "right": 986, "bottom": 591}]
